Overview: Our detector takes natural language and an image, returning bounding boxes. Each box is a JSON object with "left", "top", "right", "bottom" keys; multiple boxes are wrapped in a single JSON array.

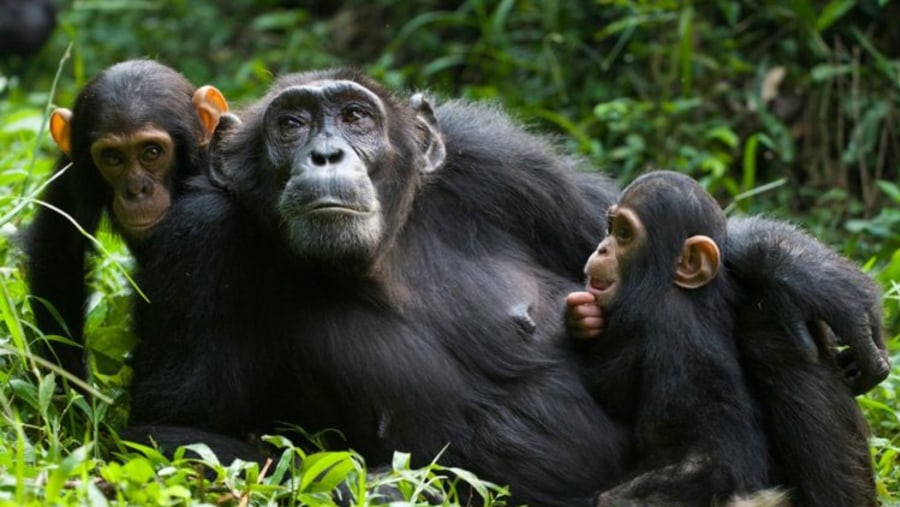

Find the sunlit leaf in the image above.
[
  {"left": 816, "top": 0, "right": 855, "bottom": 32},
  {"left": 299, "top": 451, "right": 355, "bottom": 493}
]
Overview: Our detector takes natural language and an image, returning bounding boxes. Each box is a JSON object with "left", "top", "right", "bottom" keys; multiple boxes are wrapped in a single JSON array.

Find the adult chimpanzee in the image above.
[
  {"left": 123, "top": 69, "right": 886, "bottom": 506},
  {"left": 23, "top": 59, "right": 228, "bottom": 380},
  {"left": 127, "top": 72, "right": 630, "bottom": 507},
  {"left": 567, "top": 171, "right": 879, "bottom": 505}
]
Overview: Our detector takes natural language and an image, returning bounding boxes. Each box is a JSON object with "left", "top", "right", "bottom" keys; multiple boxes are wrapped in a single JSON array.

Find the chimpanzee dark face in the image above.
[{"left": 262, "top": 81, "right": 391, "bottom": 263}]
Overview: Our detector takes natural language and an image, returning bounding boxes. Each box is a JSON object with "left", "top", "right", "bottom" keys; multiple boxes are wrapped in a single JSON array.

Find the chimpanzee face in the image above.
[
  {"left": 89, "top": 125, "right": 175, "bottom": 236},
  {"left": 583, "top": 204, "right": 646, "bottom": 309},
  {"left": 583, "top": 171, "right": 724, "bottom": 313},
  {"left": 48, "top": 61, "right": 228, "bottom": 240},
  {"left": 262, "top": 81, "right": 390, "bottom": 265}
]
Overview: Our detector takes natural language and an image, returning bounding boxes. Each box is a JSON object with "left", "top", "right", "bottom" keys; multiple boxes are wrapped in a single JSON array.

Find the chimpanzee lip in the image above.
[
  {"left": 302, "top": 198, "right": 372, "bottom": 216},
  {"left": 122, "top": 214, "right": 165, "bottom": 234},
  {"left": 588, "top": 278, "right": 614, "bottom": 294}
]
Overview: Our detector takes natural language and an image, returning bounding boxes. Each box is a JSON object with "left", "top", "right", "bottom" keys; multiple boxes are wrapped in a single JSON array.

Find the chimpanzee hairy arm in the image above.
[
  {"left": 725, "top": 215, "right": 888, "bottom": 394},
  {"left": 22, "top": 159, "right": 106, "bottom": 381},
  {"left": 735, "top": 295, "right": 878, "bottom": 506}
]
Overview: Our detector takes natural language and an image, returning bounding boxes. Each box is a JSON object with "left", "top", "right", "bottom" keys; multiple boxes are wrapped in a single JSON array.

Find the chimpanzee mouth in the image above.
[
  {"left": 301, "top": 198, "right": 374, "bottom": 216},
  {"left": 588, "top": 278, "right": 614, "bottom": 295},
  {"left": 122, "top": 214, "right": 166, "bottom": 235}
]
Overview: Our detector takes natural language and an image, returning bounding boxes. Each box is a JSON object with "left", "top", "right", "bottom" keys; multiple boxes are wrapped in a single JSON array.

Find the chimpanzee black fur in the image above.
[{"left": 728, "top": 216, "right": 881, "bottom": 506}]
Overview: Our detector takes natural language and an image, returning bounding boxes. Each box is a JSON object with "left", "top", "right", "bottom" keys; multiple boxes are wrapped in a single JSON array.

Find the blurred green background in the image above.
[
  {"left": 6, "top": 0, "right": 900, "bottom": 256},
  {"left": 0, "top": 0, "right": 898, "bottom": 504}
]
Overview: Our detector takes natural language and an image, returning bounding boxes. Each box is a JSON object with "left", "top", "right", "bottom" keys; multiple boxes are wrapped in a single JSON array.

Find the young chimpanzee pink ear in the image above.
[
  {"left": 49, "top": 108, "right": 73, "bottom": 156},
  {"left": 193, "top": 85, "right": 229, "bottom": 147},
  {"left": 674, "top": 235, "right": 721, "bottom": 289}
]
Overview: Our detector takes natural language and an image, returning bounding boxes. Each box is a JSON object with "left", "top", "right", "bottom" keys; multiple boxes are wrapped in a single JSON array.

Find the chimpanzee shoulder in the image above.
[{"left": 415, "top": 98, "right": 617, "bottom": 277}]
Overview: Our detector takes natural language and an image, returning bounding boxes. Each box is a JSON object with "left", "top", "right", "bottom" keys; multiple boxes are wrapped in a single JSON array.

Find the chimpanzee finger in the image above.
[
  {"left": 567, "top": 316, "right": 603, "bottom": 340},
  {"left": 825, "top": 307, "right": 889, "bottom": 394}
]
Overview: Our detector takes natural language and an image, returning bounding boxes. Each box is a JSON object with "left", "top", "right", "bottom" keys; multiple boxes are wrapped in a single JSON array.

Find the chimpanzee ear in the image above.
[
  {"left": 674, "top": 235, "right": 721, "bottom": 289},
  {"left": 193, "top": 85, "right": 229, "bottom": 147},
  {"left": 208, "top": 112, "right": 242, "bottom": 188},
  {"left": 49, "top": 108, "right": 73, "bottom": 156},
  {"left": 409, "top": 93, "right": 446, "bottom": 173}
]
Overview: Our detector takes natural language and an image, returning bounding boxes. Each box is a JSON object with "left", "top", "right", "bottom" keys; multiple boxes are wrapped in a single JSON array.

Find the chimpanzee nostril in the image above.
[
  {"left": 310, "top": 148, "right": 344, "bottom": 166},
  {"left": 126, "top": 178, "right": 152, "bottom": 199}
]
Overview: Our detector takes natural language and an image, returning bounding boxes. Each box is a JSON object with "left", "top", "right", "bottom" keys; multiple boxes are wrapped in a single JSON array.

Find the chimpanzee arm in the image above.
[
  {"left": 725, "top": 215, "right": 888, "bottom": 394},
  {"left": 22, "top": 160, "right": 104, "bottom": 380}
]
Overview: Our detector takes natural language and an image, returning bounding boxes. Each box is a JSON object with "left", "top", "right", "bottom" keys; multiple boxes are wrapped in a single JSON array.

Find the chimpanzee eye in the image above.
[
  {"left": 616, "top": 223, "right": 634, "bottom": 243},
  {"left": 279, "top": 115, "right": 306, "bottom": 133},
  {"left": 614, "top": 219, "right": 634, "bottom": 243},
  {"left": 341, "top": 104, "right": 371, "bottom": 125},
  {"left": 101, "top": 149, "right": 124, "bottom": 167},
  {"left": 141, "top": 144, "right": 163, "bottom": 162}
]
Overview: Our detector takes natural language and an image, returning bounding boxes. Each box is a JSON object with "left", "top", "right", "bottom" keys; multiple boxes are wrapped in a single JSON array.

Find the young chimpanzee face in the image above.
[
  {"left": 87, "top": 124, "right": 176, "bottom": 235},
  {"left": 48, "top": 62, "right": 227, "bottom": 239},
  {"left": 582, "top": 204, "right": 645, "bottom": 309},
  {"left": 582, "top": 171, "right": 724, "bottom": 311}
]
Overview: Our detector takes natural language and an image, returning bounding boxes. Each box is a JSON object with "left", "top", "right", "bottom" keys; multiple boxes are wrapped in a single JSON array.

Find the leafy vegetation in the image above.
[{"left": 0, "top": 0, "right": 897, "bottom": 504}]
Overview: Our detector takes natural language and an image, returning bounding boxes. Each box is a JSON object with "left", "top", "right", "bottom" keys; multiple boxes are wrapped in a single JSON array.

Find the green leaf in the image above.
[
  {"left": 299, "top": 451, "right": 355, "bottom": 493},
  {"left": 0, "top": 109, "right": 44, "bottom": 135},
  {"left": 816, "top": 0, "right": 855, "bottom": 32},
  {"left": 181, "top": 443, "right": 220, "bottom": 466},
  {"left": 45, "top": 445, "right": 92, "bottom": 501},
  {"left": 706, "top": 126, "right": 738, "bottom": 148},
  {"left": 741, "top": 134, "right": 759, "bottom": 191},
  {"left": 262, "top": 433, "right": 296, "bottom": 450},
  {"left": 9, "top": 379, "right": 37, "bottom": 408},
  {"left": 251, "top": 11, "right": 306, "bottom": 31},
  {"left": 392, "top": 451, "right": 412, "bottom": 471},
  {"left": 810, "top": 63, "right": 852, "bottom": 82},
  {"left": 37, "top": 372, "right": 56, "bottom": 419},
  {"left": 490, "top": 0, "right": 516, "bottom": 44},
  {"left": 877, "top": 181, "right": 900, "bottom": 204},
  {"left": 445, "top": 465, "right": 504, "bottom": 500},
  {"left": 123, "top": 457, "right": 156, "bottom": 484},
  {"left": 120, "top": 440, "right": 169, "bottom": 465}
]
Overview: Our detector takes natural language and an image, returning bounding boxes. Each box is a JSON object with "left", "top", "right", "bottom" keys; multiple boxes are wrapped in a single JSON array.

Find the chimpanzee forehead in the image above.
[
  {"left": 270, "top": 80, "right": 387, "bottom": 113},
  {"left": 620, "top": 171, "right": 727, "bottom": 240}
]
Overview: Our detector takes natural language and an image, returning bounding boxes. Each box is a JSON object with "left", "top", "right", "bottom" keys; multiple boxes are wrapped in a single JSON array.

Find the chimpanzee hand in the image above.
[
  {"left": 725, "top": 216, "right": 889, "bottom": 394},
  {"left": 565, "top": 291, "right": 604, "bottom": 339}
]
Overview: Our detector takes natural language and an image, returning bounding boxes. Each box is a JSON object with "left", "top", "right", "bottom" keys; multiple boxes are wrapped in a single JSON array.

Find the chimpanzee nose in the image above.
[
  {"left": 126, "top": 178, "right": 152, "bottom": 199},
  {"left": 310, "top": 147, "right": 345, "bottom": 166}
]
